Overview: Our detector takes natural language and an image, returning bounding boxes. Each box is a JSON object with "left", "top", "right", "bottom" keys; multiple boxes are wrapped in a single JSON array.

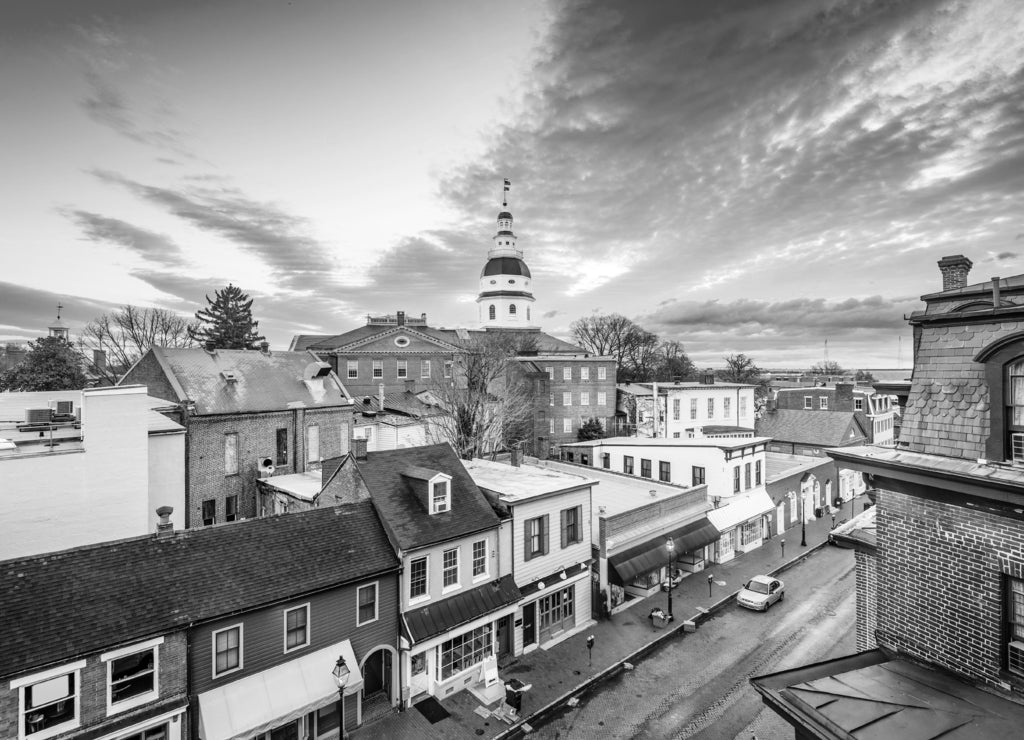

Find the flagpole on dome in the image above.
[{"left": 503, "top": 178, "right": 510, "bottom": 207}]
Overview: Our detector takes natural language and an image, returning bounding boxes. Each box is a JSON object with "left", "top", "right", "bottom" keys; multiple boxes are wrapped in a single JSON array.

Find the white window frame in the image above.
[
  {"left": 430, "top": 476, "right": 452, "bottom": 514},
  {"left": 356, "top": 582, "right": 379, "bottom": 626},
  {"left": 396, "top": 360, "right": 408, "bottom": 379},
  {"left": 740, "top": 397, "right": 748, "bottom": 416},
  {"left": 444, "top": 360, "right": 453, "bottom": 378},
  {"left": 803, "top": 396, "right": 812, "bottom": 409},
  {"left": 581, "top": 367, "right": 590, "bottom": 381},
  {"left": 211, "top": 624, "right": 244, "bottom": 679},
  {"left": 690, "top": 398, "right": 698, "bottom": 419},
  {"left": 12, "top": 660, "right": 86, "bottom": 740},
  {"left": 562, "top": 392, "right": 571, "bottom": 407},
  {"left": 820, "top": 396, "right": 828, "bottom": 409},
  {"left": 855, "top": 397, "right": 864, "bottom": 411},
  {"left": 346, "top": 360, "right": 358, "bottom": 379},
  {"left": 707, "top": 398, "right": 714, "bottom": 418},
  {"left": 563, "top": 418, "right": 572, "bottom": 433},
  {"left": 472, "top": 539, "right": 488, "bottom": 580},
  {"left": 563, "top": 367, "right": 571, "bottom": 381},
  {"left": 673, "top": 398, "right": 680, "bottom": 420},
  {"left": 283, "top": 603, "right": 311, "bottom": 653},
  {"left": 549, "top": 418, "right": 554, "bottom": 434},
  {"left": 597, "top": 392, "right": 606, "bottom": 406},
  {"left": 442, "top": 547, "right": 460, "bottom": 592},
  {"left": 372, "top": 360, "right": 383, "bottom": 379},
  {"left": 724, "top": 397, "right": 731, "bottom": 418},
  {"left": 421, "top": 360, "right": 431, "bottom": 378},
  {"left": 545, "top": 367, "right": 553, "bottom": 380},
  {"left": 597, "top": 366, "right": 606, "bottom": 380},
  {"left": 103, "top": 637, "right": 163, "bottom": 716},
  {"left": 409, "top": 555, "right": 429, "bottom": 603},
  {"left": 580, "top": 391, "right": 590, "bottom": 406}
]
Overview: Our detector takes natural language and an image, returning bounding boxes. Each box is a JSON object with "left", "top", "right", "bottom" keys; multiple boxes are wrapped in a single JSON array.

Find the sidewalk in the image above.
[{"left": 349, "top": 496, "right": 867, "bottom": 740}]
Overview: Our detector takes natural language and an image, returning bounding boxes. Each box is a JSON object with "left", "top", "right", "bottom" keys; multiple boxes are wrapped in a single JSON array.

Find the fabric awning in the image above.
[
  {"left": 707, "top": 490, "right": 775, "bottom": 532},
  {"left": 608, "top": 517, "right": 720, "bottom": 585},
  {"left": 198, "top": 640, "right": 362, "bottom": 740}
]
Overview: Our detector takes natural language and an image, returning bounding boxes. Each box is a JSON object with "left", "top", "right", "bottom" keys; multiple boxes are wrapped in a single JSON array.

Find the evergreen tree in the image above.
[
  {"left": 189, "top": 284, "right": 265, "bottom": 349},
  {"left": 577, "top": 417, "right": 605, "bottom": 441},
  {"left": 0, "top": 336, "right": 87, "bottom": 391}
]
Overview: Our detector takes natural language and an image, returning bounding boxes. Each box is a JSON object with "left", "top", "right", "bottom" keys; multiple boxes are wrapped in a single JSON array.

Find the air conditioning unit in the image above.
[
  {"left": 256, "top": 457, "right": 275, "bottom": 478},
  {"left": 25, "top": 408, "right": 52, "bottom": 425},
  {"left": 55, "top": 400, "right": 74, "bottom": 416},
  {"left": 221, "top": 370, "right": 239, "bottom": 383},
  {"left": 1012, "top": 433, "right": 1024, "bottom": 465},
  {"left": 1008, "top": 640, "right": 1024, "bottom": 674}
]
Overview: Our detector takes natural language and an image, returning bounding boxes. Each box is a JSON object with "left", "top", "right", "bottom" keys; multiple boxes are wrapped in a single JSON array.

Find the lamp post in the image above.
[
  {"left": 800, "top": 491, "right": 807, "bottom": 547},
  {"left": 332, "top": 656, "right": 351, "bottom": 739},
  {"left": 781, "top": 538, "right": 785, "bottom": 558},
  {"left": 707, "top": 573, "right": 713, "bottom": 597},
  {"left": 665, "top": 538, "right": 675, "bottom": 621}
]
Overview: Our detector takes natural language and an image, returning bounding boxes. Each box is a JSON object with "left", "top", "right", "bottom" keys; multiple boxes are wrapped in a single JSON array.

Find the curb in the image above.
[{"left": 494, "top": 538, "right": 832, "bottom": 738}]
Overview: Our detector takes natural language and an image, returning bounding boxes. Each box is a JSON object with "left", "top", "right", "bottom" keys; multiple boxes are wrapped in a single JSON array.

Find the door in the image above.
[
  {"left": 382, "top": 650, "right": 393, "bottom": 700},
  {"left": 776, "top": 503, "right": 784, "bottom": 535},
  {"left": 522, "top": 602, "right": 536, "bottom": 647},
  {"left": 497, "top": 614, "right": 512, "bottom": 659}
]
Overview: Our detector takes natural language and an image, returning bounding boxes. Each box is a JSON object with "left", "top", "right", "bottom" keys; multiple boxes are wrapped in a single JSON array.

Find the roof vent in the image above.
[
  {"left": 204, "top": 340, "right": 217, "bottom": 353},
  {"left": 304, "top": 361, "right": 332, "bottom": 380},
  {"left": 221, "top": 370, "right": 239, "bottom": 383},
  {"left": 650, "top": 490, "right": 657, "bottom": 498}
]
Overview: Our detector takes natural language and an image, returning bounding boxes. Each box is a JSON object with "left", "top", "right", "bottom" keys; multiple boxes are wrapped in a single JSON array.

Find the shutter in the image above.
[
  {"left": 542, "top": 514, "right": 550, "bottom": 555},
  {"left": 524, "top": 519, "right": 533, "bottom": 562},
  {"left": 575, "top": 505, "right": 583, "bottom": 543},
  {"left": 560, "top": 509, "right": 568, "bottom": 549}
]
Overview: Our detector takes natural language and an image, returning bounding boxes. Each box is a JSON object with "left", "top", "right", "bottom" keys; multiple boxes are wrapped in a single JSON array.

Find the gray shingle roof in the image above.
[
  {"left": 756, "top": 409, "right": 867, "bottom": 447},
  {"left": 0, "top": 502, "right": 398, "bottom": 679},
  {"left": 354, "top": 443, "right": 501, "bottom": 551}
]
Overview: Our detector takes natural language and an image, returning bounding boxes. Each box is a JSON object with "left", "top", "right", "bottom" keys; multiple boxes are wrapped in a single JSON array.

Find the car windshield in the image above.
[{"left": 746, "top": 581, "right": 770, "bottom": 594}]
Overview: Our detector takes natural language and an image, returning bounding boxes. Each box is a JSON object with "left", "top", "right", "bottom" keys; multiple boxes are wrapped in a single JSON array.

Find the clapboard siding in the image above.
[{"left": 190, "top": 573, "right": 399, "bottom": 694}]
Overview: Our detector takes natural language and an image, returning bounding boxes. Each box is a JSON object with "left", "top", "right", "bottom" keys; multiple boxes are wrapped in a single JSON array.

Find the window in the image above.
[
  {"left": 740, "top": 397, "right": 748, "bottom": 416},
  {"left": 690, "top": 398, "right": 698, "bottom": 419},
  {"left": 623, "top": 456, "right": 634, "bottom": 474},
  {"left": 421, "top": 360, "right": 431, "bottom": 378},
  {"left": 581, "top": 452, "right": 590, "bottom": 466},
  {"left": 561, "top": 505, "right": 582, "bottom": 547},
  {"left": 744, "top": 462, "right": 751, "bottom": 489},
  {"left": 538, "top": 586, "right": 576, "bottom": 643},
  {"left": 1006, "top": 575, "right": 1024, "bottom": 676},
  {"left": 105, "top": 640, "right": 159, "bottom": 712},
  {"left": 346, "top": 360, "right": 358, "bottom": 379},
  {"left": 598, "top": 366, "right": 606, "bottom": 380},
  {"left": 692, "top": 466, "right": 705, "bottom": 485},
  {"left": 306, "top": 425, "right": 320, "bottom": 464},
  {"left": 225, "top": 495, "right": 238, "bottom": 523},
  {"left": 509, "top": 304, "right": 517, "bottom": 315},
  {"left": 120, "top": 725, "right": 168, "bottom": 740},
  {"left": 276, "top": 428, "right": 288, "bottom": 466},
  {"left": 724, "top": 398, "right": 731, "bottom": 418},
  {"left": 440, "top": 624, "right": 492, "bottom": 679},
  {"left": 659, "top": 461, "right": 670, "bottom": 482},
  {"left": 472, "top": 540, "right": 487, "bottom": 577},
  {"left": 804, "top": 396, "right": 812, "bottom": 409},
  {"left": 563, "top": 367, "right": 571, "bottom": 381},
  {"left": 597, "top": 392, "right": 607, "bottom": 406},
  {"left": 545, "top": 367, "right": 553, "bottom": 379},
  {"left": 202, "top": 499, "right": 216, "bottom": 527},
  {"left": 581, "top": 367, "right": 590, "bottom": 381},
  {"left": 525, "top": 515, "right": 548, "bottom": 560},
  {"left": 733, "top": 466, "right": 741, "bottom": 493},
  {"left": 673, "top": 399, "right": 680, "bottom": 421},
  {"left": 820, "top": 396, "right": 828, "bottom": 409},
  {"left": 397, "top": 360, "right": 407, "bottom": 378},
  {"left": 444, "top": 360, "right": 453, "bottom": 378},
  {"left": 357, "top": 583, "right": 378, "bottom": 625},
  {"left": 640, "top": 458, "right": 652, "bottom": 478},
  {"left": 563, "top": 418, "right": 571, "bottom": 433},
  {"left": 549, "top": 418, "right": 554, "bottom": 434},
  {"left": 213, "top": 625, "right": 242, "bottom": 677},
  {"left": 431, "top": 480, "right": 450, "bottom": 514},
  {"left": 489, "top": 305, "right": 496, "bottom": 320},
  {"left": 563, "top": 392, "right": 571, "bottom": 406},
  {"left": 370, "top": 360, "right": 383, "bottom": 379},
  {"left": 740, "top": 520, "right": 760, "bottom": 545},
  {"left": 565, "top": 451, "right": 574, "bottom": 463},
  {"left": 707, "top": 398, "right": 714, "bottom": 418},
  {"left": 284, "top": 604, "right": 309, "bottom": 651},
  {"left": 16, "top": 664, "right": 82, "bottom": 738},
  {"left": 549, "top": 392, "right": 554, "bottom": 407},
  {"left": 224, "top": 433, "right": 238, "bottom": 475},
  {"left": 442, "top": 548, "right": 459, "bottom": 588},
  {"left": 601, "top": 453, "right": 610, "bottom": 469},
  {"left": 755, "top": 460, "right": 762, "bottom": 485},
  {"left": 855, "top": 397, "right": 864, "bottom": 411},
  {"left": 410, "top": 556, "right": 428, "bottom": 599},
  {"left": 580, "top": 391, "right": 590, "bottom": 406}
]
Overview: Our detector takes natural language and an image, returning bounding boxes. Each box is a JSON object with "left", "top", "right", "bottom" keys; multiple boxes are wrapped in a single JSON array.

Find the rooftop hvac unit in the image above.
[
  {"left": 25, "top": 408, "right": 52, "bottom": 424},
  {"left": 1012, "top": 433, "right": 1024, "bottom": 465},
  {"left": 256, "top": 457, "right": 275, "bottom": 478}
]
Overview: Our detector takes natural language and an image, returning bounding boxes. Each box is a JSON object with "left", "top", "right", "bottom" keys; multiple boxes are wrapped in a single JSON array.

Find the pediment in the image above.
[{"left": 336, "top": 326, "right": 461, "bottom": 352}]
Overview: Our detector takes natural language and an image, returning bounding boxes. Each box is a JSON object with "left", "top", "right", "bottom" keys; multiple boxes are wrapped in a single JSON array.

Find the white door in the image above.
[{"left": 776, "top": 504, "right": 785, "bottom": 535}]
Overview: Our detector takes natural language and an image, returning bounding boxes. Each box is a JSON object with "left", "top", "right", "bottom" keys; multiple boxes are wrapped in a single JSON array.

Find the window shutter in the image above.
[
  {"left": 561, "top": 509, "right": 568, "bottom": 549},
  {"left": 575, "top": 505, "right": 583, "bottom": 543},
  {"left": 524, "top": 519, "right": 533, "bottom": 562},
  {"left": 542, "top": 514, "right": 550, "bottom": 555}
]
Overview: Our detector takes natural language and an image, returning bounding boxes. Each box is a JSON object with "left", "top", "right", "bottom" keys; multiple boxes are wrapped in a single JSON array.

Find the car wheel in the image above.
[{"left": 779, "top": 591, "right": 785, "bottom": 601}]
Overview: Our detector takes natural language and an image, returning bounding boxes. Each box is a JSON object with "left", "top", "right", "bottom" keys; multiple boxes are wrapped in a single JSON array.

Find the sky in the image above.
[{"left": 3, "top": 0, "right": 1023, "bottom": 369}]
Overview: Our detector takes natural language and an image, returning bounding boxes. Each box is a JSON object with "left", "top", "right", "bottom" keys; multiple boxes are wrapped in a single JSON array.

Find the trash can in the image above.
[{"left": 814, "top": 506, "right": 824, "bottom": 518}]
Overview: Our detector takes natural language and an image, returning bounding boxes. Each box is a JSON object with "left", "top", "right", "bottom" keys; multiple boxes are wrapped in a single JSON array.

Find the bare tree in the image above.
[
  {"left": 81, "top": 305, "right": 197, "bottom": 383},
  {"left": 809, "top": 360, "right": 846, "bottom": 377},
  {"left": 654, "top": 340, "right": 696, "bottom": 381},
  {"left": 425, "top": 333, "right": 534, "bottom": 459},
  {"left": 571, "top": 313, "right": 670, "bottom": 381}
]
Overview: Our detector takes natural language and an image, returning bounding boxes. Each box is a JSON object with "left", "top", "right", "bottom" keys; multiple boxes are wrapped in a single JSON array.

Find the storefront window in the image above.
[
  {"left": 439, "top": 624, "right": 493, "bottom": 680},
  {"left": 740, "top": 520, "right": 760, "bottom": 545},
  {"left": 538, "top": 587, "right": 576, "bottom": 643}
]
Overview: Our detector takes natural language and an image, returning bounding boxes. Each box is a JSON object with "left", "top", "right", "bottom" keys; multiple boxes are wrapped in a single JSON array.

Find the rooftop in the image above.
[
  {"left": 829, "top": 445, "right": 1024, "bottom": 490},
  {"left": 463, "top": 458, "right": 595, "bottom": 503},
  {"left": 765, "top": 451, "right": 831, "bottom": 483},
  {"left": 562, "top": 435, "right": 772, "bottom": 450},
  {"left": 756, "top": 409, "right": 867, "bottom": 447}
]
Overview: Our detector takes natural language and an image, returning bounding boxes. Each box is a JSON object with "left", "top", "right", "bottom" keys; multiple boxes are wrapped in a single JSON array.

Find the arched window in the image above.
[
  {"left": 1008, "top": 359, "right": 1024, "bottom": 460},
  {"left": 509, "top": 304, "right": 517, "bottom": 315},
  {"left": 488, "top": 305, "right": 496, "bottom": 320}
]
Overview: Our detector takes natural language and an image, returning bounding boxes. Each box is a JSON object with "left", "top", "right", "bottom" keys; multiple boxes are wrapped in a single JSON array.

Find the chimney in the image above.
[
  {"left": 204, "top": 340, "right": 216, "bottom": 353},
  {"left": 92, "top": 349, "right": 106, "bottom": 371},
  {"left": 937, "top": 255, "right": 973, "bottom": 291},
  {"left": 260, "top": 340, "right": 270, "bottom": 354},
  {"left": 405, "top": 378, "right": 416, "bottom": 394},
  {"left": 701, "top": 370, "right": 715, "bottom": 385},
  {"left": 835, "top": 383, "right": 854, "bottom": 411},
  {"left": 155, "top": 506, "right": 174, "bottom": 538},
  {"left": 397, "top": 310, "right": 406, "bottom": 326},
  {"left": 378, "top": 383, "right": 386, "bottom": 411},
  {"left": 420, "top": 313, "right": 427, "bottom": 323},
  {"left": 352, "top": 436, "right": 368, "bottom": 460},
  {"left": 511, "top": 447, "right": 522, "bottom": 467},
  {"left": 992, "top": 277, "right": 1002, "bottom": 307}
]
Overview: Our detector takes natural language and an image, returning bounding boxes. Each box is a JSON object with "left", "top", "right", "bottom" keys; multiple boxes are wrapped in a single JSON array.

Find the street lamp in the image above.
[
  {"left": 665, "top": 538, "right": 675, "bottom": 621},
  {"left": 781, "top": 538, "right": 785, "bottom": 558},
  {"left": 332, "top": 656, "right": 351, "bottom": 739},
  {"left": 800, "top": 491, "right": 807, "bottom": 547}
]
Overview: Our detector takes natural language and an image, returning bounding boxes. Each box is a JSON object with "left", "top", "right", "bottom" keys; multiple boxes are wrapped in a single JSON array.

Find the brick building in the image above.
[
  {"left": 774, "top": 382, "right": 897, "bottom": 447},
  {"left": 120, "top": 346, "right": 354, "bottom": 528},
  {"left": 753, "top": 254, "right": 1024, "bottom": 735}
]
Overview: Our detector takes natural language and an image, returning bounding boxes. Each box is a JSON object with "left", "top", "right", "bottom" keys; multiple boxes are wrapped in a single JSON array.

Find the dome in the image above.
[
  {"left": 497, "top": 211, "right": 513, "bottom": 221},
  {"left": 481, "top": 257, "right": 531, "bottom": 278}
]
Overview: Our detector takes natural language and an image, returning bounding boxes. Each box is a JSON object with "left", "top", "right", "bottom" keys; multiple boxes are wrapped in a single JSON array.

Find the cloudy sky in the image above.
[{"left": 3, "top": 0, "right": 1023, "bottom": 369}]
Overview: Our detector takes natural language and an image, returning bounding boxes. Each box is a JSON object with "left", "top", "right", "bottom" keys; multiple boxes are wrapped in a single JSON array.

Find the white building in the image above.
[
  {"left": 476, "top": 194, "right": 537, "bottom": 328},
  {"left": 464, "top": 458, "right": 594, "bottom": 657},
  {"left": 0, "top": 385, "right": 184, "bottom": 560},
  {"left": 618, "top": 378, "right": 758, "bottom": 439}
]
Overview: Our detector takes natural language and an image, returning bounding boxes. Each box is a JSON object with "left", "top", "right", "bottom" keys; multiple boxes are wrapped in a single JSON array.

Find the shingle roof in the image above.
[
  {"left": 0, "top": 502, "right": 398, "bottom": 679},
  {"left": 142, "top": 347, "right": 351, "bottom": 415},
  {"left": 354, "top": 443, "right": 500, "bottom": 551},
  {"left": 350, "top": 390, "right": 442, "bottom": 419},
  {"left": 756, "top": 409, "right": 867, "bottom": 447},
  {"left": 288, "top": 334, "right": 335, "bottom": 351}
]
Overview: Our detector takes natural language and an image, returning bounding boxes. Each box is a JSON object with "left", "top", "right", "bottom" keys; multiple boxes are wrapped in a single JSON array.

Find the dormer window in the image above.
[{"left": 432, "top": 480, "right": 450, "bottom": 514}]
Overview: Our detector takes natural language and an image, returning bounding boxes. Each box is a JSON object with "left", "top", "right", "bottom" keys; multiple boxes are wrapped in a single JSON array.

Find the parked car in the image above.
[
  {"left": 661, "top": 568, "right": 685, "bottom": 592},
  {"left": 736, "top": 575, "right": 784, "bottom": 611}
]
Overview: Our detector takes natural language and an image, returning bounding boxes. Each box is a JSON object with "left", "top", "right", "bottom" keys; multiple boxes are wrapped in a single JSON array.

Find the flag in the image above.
[{"left": 503, "top": 178, "right": 511, "bottom": 191}]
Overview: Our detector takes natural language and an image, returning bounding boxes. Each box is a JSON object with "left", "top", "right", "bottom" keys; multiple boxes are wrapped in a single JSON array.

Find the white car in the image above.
[{"left": 736, "top": 575, "right": 785, "bottom": 611}]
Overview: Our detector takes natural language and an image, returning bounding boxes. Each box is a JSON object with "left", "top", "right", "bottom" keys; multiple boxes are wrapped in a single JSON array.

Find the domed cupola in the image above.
[{"left": 477, "top": 180, "right": 537, "bottom": 328}]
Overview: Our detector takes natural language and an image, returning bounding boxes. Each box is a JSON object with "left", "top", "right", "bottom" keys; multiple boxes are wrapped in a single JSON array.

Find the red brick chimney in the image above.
[
  {"left": 937, "top": 255, "right": 973, "bottom": 291},
  {"left": 834, "top": 383, "right": 854, "bottom": 411},
  {"left": 352, "top": 437, "right": 368, "bottom": 460}
]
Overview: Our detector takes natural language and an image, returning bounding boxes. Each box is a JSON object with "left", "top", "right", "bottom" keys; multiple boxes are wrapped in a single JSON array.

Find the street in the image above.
[{"left": 536, "top": 544, "right": 857, "bottom": 740}]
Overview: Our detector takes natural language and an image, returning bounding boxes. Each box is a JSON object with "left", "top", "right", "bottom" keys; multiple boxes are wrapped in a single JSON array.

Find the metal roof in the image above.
[{"left": 403, "top": 574, "right": 520, "bottom": 643}]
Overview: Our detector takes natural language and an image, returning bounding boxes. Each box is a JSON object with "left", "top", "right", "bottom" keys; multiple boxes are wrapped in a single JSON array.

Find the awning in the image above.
[
  {"left": 707, "top": 490, "right": 775, "bottom": 532},
  {"left": 198, "top": 640, "right": 362, "bottom": 740},
  {"left": 404, "top": 573, "right": 520, "bottom": 644},
  {"left": 608, "top": 517, "right": 720, "bottom": 585}
]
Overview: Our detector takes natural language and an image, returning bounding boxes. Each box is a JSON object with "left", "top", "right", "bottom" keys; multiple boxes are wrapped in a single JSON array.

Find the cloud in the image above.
[
  {"left": 60, "top": 209, "right": 185, "bottom": 267},
  {"left": 0, "top": 281, "right": 121, "bottom": 342}
]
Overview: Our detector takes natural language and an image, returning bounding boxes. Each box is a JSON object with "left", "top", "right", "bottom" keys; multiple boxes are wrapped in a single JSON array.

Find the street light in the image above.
[
  {"left": 707, "top": 573, "right": 714, "bottom": 597},
  {"left": 781, "top": 538, "right": 785, "bottom": 558},
  {"left": 665, "top": 538, "right": 675, "bottom": 621},
  {"left": 332, "top": 656, "right": 351, "bottom": 739},
  {"left": 800, "top": 491, "right": 807, "bottom": 547}
]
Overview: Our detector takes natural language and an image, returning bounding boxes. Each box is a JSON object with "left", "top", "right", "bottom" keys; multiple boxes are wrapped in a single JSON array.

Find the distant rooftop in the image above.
[
  {"left": 563, "top": 435, "right": 771, "bottom": 450},
  {"left": 463, "top": 458, "right": 594, "bottom": 503}
]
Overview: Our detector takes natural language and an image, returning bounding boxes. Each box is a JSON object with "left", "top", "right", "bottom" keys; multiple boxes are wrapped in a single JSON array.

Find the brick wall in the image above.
[
  {"left": 121, "top": 351, "right": 182, "bottom": 405},
  {"left": 876, "top": 488, "right": 1024, "bottom": 689},
  {"left": 854, "top": 549, "right": 877, "bottom": 651}
]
